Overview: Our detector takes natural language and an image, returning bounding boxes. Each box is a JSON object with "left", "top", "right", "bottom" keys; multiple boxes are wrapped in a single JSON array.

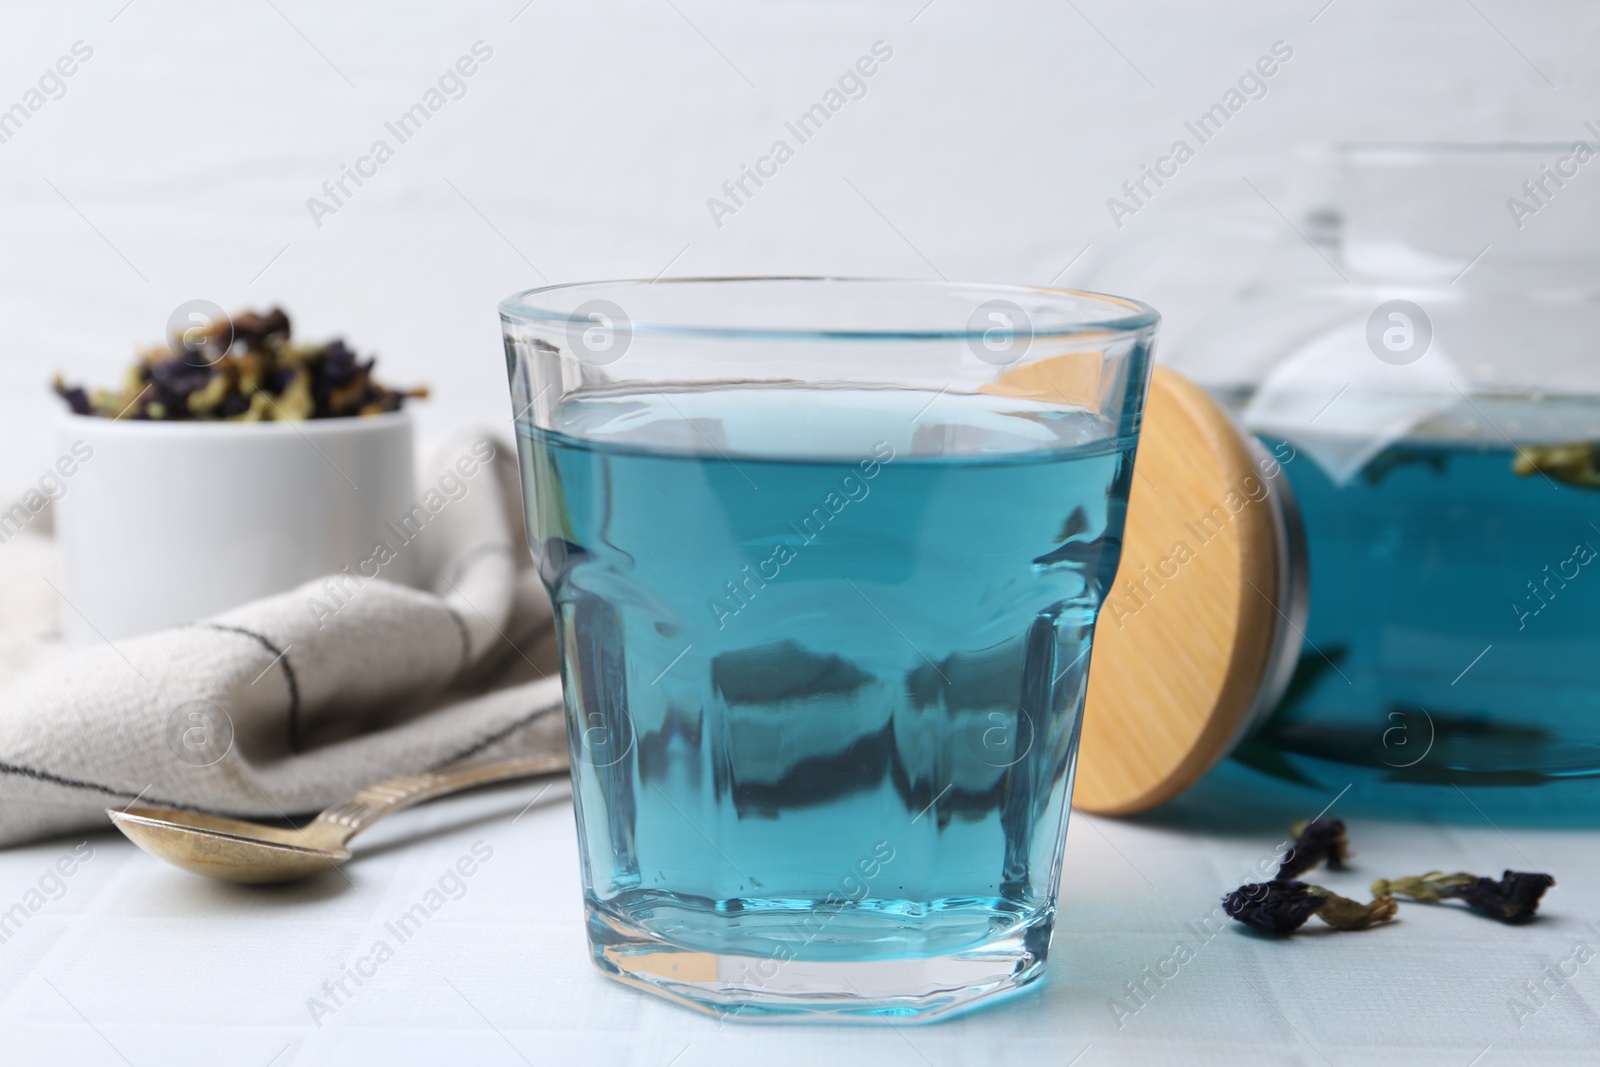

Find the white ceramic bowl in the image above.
[{"left": 53, "top": 411, "right": 416, "bottom": 642}]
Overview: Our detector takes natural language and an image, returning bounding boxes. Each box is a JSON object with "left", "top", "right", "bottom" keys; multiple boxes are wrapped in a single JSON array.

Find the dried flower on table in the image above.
[
  {"left": 53, "top": 306, "right": 427, "bottom": 421},
  {"left": 1223, "top": 879, "right": 1397, "bottom": 936},
  {"left": 1276, "top": 817, "right": 1350, "bottom": 880},
  {"left": 1372, "top": 869, "right": 1555, "bottom": 924},
  {"left": 1223, "top": 879, "right": 1324, "bottom": 935},
  {"left": 1310, "top": 887, "right": 1399, "bottom": 930}
]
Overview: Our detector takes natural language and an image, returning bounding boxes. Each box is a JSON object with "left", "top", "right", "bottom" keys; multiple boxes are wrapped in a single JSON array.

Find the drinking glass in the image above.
[{"left": 501, "top": 278, "right": 1158, "bottom": 1020}]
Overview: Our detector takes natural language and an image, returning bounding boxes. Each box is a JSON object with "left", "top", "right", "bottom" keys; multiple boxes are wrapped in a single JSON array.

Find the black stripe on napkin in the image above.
[
  {"left": 197, "top": 623, "right": 303, "bottom": 752},
  {"left": 443, "top": 605, "right": 473, "bottom": 678},
  {"left": 428, "top": 701, "right": 563, "bottom": 769},
  {"left": 0, "top": 759, "right": 206, "bottom": 815}
]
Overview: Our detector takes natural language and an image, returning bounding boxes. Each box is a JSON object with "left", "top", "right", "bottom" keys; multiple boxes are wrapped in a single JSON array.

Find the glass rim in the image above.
[{"left": 498, "top": 276, "right": 1159, "bottom": 341}]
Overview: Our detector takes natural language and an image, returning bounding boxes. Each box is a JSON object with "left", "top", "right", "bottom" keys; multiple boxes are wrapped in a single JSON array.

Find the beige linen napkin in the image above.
[{"left": 0, "top": 429, "right": 566, "bottom": 847}]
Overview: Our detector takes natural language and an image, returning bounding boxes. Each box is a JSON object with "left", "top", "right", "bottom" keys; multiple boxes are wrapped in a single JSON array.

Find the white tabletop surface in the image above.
[{"left": 0, "top": 769, "right": 1593, "bottom": 1067}]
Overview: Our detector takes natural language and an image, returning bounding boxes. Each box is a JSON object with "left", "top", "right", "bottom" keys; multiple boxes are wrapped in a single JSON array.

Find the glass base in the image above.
[{"left": 585, "top": 905, "right": 1053, "bottom": 1023}]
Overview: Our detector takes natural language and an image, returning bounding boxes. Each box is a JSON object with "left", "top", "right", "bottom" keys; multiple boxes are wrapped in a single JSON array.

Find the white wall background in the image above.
[{"left": 1, "top": 0, "right": 1596, "bottom": 496}]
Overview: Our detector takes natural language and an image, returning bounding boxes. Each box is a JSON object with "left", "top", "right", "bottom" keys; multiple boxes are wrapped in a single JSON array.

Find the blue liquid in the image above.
[
  {"left": 517, "top": 388, "right": 1133, "bottom": 966},
  {"left": 1247, "top": 401, "right": 1600, "bottom": 804}
]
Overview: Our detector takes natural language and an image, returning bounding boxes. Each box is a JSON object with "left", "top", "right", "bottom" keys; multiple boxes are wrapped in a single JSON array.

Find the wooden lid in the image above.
[
  {"left": 1068, "top": 365, "right": 1301, "bottom": 814},
  {"left": 980, "top": 357, "right": 1300, "bottom": 815}
]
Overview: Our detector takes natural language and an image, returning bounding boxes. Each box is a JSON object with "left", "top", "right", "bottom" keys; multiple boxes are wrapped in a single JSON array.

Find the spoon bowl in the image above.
[
  {"left": 109, "top": 807, "right": 352, "bottom": 884},
  {"left": 106, "top": 753, "right": 567, "bottom": 884}
]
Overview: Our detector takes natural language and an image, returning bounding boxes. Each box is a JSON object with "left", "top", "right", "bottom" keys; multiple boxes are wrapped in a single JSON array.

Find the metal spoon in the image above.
[{"left": 106, "top": 752, "right": 569, "bottom": 884}]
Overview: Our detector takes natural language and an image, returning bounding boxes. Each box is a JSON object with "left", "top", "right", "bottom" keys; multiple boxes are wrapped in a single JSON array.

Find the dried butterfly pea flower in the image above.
[
  {"left": 228, "top": 307, "right": 291, "bottom": 349},
  {"left": 148, "top": 352, "right": 213, "bottom": 415},
  {"left": 1224, "top": 880, "right": 1325, "bottom": 935},
  {"left": 54, "top": 307, "right": 424, "bottom": 422},
  {"left": 1513, "top": 442, "right": 1600, "bottom": 489},
  {"left": 1276, "top": 817, "right": 1350, "bottom": 879},
  {"left": 1308, "top": 886, "right": 1398, "bottom": 930},
  {"left": 1369, "top": 870, "right": 1470, "bottom": 903},
  {"left": 52, "top": 376, "right": 91, "bottom": 416},
  {"left": 217, "top": 390, "right": 250, "bottom": 418},
  {"left": 1223, "top": 879, "right": 1398, "bottom": 936},
  {"left": 1456, "top": 871, "right": 1556, "bottom": 923},
  {"left": 185, "top": 369, "right": 231, "bottom": 416},
  {"left": 1373, "top": 869, "right": 1554, "bottom": 924}
]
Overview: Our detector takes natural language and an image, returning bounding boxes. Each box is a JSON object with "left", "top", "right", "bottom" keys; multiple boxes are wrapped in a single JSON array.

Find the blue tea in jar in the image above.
[{"left": 1239, "top": 394, "right": 1600, "bottom": 814}]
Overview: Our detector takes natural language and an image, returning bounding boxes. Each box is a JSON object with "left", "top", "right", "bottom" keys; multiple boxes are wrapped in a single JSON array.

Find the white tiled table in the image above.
[{"left": 0, "top": 773, "right": 1593, "bottom": 1067}]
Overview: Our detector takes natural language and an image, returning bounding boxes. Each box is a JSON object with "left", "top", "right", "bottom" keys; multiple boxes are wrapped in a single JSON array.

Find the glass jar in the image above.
[{"left": 1091, "top": 144, "right": 1600, "bottom": 818}]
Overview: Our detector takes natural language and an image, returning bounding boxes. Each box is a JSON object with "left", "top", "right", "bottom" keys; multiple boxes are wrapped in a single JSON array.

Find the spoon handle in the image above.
[{"left": 310, "top": 752, "right": 570, "bottom": 846}]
